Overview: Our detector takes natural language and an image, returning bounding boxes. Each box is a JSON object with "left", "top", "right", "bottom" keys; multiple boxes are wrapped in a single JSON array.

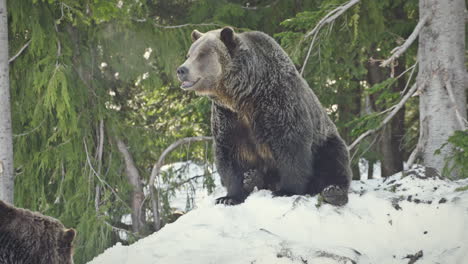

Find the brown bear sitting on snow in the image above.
[
  {"left": 0, "top": 200, "right": 76, "bottom": 264},
  {"left": 177, "top": 27, "right": 352, "bottom": 206}
]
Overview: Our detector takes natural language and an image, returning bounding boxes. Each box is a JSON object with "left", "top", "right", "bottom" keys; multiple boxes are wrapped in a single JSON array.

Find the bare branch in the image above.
[
  {"left": 301, "top": 0, "right": 360, "bottom": 75},
  {"left": 444, "top": 78, "right": 468, "bottom": 130},
  {"left": 95, "top": 120, "right": 104, "bottom": 211},
  {"left": 400, "top": 62, "right": 417, "bottom": 95},
  {"left": 83, "top": 139, "right": 131, "bottom": 210},
  {"left": 8, "top": 40, "right": 31, "bottom": 64},
  {"left": 240, "top": 0, "right": 279, "bottom": 10},
  {"left": 148, "top": 136, "right": 212, "bottom": 231},
  {"left": 153, "top": 23, "right": 222, "bottom": 29},
  {"left": 304, "top": 0, "right": 361, "bottom": 38},
  {"left": 381, "top": 14, "right": 430, "bottom": 67},
  {"left": 300, "top": 30, "right": 320, "bottom": 76},
  {"left": 348, "top": 83, "right": 418, "bottom": 151}
]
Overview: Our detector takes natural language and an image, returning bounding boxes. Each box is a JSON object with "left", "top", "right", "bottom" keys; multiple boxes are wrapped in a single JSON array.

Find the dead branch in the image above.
[
  {"left": 149, "top": 136, "right": 212, "bottom": 231},
  {"left": 8, "top": 40, "right": 31, "bottom": 64},
  {"left": 240, "top": 0, "right": 279, "bottom": 10},
  {"left": 301, "top": 0, "right": 360, "bottom": 75},
  {"left": 300, "top": 29, "right": 320, "bottom": 76},
  {"left": 348, "top": 83, "right": 418, "bottom": 151},
  {"left": 443, "top": 77, "right": 468, "bottom": 130},
  {"left": 95, "top": 119, "right": 104, "bottom": 212},
  {"left": 400, "top": 62, "right": 417, "bottom": 95},
  {"left": 381, "top": 14, "right": 430, "bottom": 67},
  {"left": 153, "top": 23, "right": 222, "bottom": 29},
  {"left": 83, "top": 139, "right": 131, "bottom": 210}
]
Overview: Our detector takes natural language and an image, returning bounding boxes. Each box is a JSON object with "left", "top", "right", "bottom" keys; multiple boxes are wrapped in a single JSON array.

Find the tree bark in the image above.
[
  {"left": 115, "top": 137, "right": 146, "bottom": 234},
  {"left": 0, "top": 0, "right": 14, "bottom": 203},
  {"left": 417, "top": 0, "right": 467, "bottom": 177}
]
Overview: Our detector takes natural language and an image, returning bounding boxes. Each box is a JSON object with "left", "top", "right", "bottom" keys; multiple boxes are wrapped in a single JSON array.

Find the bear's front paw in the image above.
[
  {"left": 321, "top": 185, "right": 348, "bottom": 206},
  {"left": 272, "top": 189, "right": 295, "bottom": 197},
  {"left": 215, "top": 196, "right": 241, "bottom": 206}
]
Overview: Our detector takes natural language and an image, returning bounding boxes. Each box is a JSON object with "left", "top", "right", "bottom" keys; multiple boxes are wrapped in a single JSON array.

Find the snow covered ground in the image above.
[{"left": 88, "top": 165, "right": 468, "bottom": 264}]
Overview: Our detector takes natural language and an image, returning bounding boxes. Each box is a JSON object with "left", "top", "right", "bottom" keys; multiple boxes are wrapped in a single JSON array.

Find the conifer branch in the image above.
[
  {"left": 301, "top": 0, "right": 360, "bottom": 75},
  {"left": 149, "top": 136, "right": 212, "bottom": 231},
  {"left": 381, "top": 14, "right": 430, "bottom": 67},
  {"left": 8, "top": 40, "right": 31, "bottom": 64},
  {"left": 348, "top": 83, "right": 418, "bottom": 151}
]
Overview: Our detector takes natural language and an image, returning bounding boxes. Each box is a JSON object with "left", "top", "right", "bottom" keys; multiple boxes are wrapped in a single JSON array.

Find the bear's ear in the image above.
[
  {"left": 220, "top": 27, "right": 237, "bottom": 53},
  {"left": 61, "top": 228, "right": 76, "bottom": 246},
  {"left": 0, "top": 200, "right": 15, "bottom": 224},
  {"left": 191, "top": 30, "right": 204, "bottom": 42}
]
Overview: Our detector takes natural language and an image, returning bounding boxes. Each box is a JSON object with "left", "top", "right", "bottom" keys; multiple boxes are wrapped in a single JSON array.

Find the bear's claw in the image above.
[
  {"left": 321, "top": 185, "right": 348, "bottom": 206},
  {"left": 215, "top": 196, "right": 241, "bottom": 206}
]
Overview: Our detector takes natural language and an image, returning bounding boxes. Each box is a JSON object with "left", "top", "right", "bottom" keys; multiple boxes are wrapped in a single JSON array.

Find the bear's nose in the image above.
[{"left": 176, "top": 66, "right": 188, "bottom": 77}]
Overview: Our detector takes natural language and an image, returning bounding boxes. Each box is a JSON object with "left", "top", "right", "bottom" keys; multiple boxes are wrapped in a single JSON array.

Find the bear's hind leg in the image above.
[{"left": 312, "top": 135, "right": 352, "bottom": 206}]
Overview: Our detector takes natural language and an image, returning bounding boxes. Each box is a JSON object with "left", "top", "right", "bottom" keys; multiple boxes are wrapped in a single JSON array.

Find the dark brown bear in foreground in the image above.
[
  {"left": 0, "top": 200, "right": 76, "bottom": 264},
  {"left": 177, "top": 27, "right": 352, "bottom": 206}
]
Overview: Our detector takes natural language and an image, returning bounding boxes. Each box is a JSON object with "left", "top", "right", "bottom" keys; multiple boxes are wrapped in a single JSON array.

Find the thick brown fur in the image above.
[
  {"left": 0, "top": 200, "right": 76, "bottom": 264},
  {"left": 177, "top": 27, "right": 352, "bottom": 206}
]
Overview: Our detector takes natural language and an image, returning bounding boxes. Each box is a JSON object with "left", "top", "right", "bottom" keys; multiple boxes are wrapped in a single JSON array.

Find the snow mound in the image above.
[{"left": 88, "top": 171, "right": 468, "bottom": 264}]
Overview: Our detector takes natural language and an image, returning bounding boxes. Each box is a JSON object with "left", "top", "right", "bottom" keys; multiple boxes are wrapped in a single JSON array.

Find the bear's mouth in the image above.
[{"left": 181, "top": 78, "right": 201, "bottom": 90}]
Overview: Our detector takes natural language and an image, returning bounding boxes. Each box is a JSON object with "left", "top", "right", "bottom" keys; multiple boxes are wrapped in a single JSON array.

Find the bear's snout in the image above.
[{"left": 176, "top": 66, "right": 189, "bottom": 80}]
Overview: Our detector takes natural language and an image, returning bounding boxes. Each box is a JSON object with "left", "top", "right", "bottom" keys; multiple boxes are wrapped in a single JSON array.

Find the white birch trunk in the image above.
[
  {"left": 417, "top": 0, "right": 467, "bottom": 177},
  {"left": 0, "top": 0, "right": 14, "bottom": 203}
]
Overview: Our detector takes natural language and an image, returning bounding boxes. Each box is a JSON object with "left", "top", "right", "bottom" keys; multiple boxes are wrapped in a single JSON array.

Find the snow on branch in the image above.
[
  {"left": 348, "top": 83, "right": 418, "bottom": 151},
  {"left": 300, "top": 0, "right": 361, "bottom": 75},
  {"left": 148, "top": 136, "right": 212, "bottom": 231},
  {"left": 380, "top": 14, "right": 430, "bottom": 67},
  {"left": 8, "top": 40, "right": 31, "bottom": 64}
]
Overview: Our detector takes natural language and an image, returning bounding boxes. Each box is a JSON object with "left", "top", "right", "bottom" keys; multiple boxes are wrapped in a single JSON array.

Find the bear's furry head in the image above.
[
  {"left": 177, "top": 27, "right": 238, "bottom": 97},
  {"left": 0, "top": 200, "right": 76, "bottom": 264}
]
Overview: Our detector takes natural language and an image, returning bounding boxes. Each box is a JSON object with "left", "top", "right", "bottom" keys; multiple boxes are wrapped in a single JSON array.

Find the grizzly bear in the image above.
[
  {"left": 0, "top": 200, "right": 76, "bottom": 264},
  {"left": 177, "top": 27, "right": 352, "bottom": 206}
]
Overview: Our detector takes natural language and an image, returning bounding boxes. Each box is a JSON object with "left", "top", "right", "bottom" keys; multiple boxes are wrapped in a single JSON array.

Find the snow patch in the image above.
[{"left": 89, "top": 166, "right": 468, "bottom": 264}]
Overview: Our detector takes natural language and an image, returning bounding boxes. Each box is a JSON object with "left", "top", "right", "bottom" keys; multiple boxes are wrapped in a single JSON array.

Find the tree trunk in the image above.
[
  {"left": 115, "top": 138, "right": 146, "bottom": 234},
  {"left": 0, "top": 0, "right": 14, "bottom": 203},
  {"left": 417, "top": 0, "right": 467, "bottom": 177},
  {"left": 366, "top": 57, "right": 405, "bottom": 177},
  {"left": 380, "top": 62, "right": 406, "bottom": 177}
]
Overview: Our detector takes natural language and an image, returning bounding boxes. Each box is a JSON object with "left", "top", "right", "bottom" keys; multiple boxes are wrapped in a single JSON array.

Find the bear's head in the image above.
[
  {"left": 176, "top": 27, "right": 238, "bottom": 96},
  {"left": 0, "top": 200, "right": 76, "bottom": 264}
]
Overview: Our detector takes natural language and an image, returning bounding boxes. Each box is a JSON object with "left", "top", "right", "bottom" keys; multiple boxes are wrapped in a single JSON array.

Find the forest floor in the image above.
[{"left": 88, "top": 164, "right": 468, "bottom": 264}]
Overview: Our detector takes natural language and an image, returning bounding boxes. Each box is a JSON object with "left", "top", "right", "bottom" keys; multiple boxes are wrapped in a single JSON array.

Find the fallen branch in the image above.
[
  {"left": 8, "top": 40, "right": 31, "bottom": 64},
  {"left": 381, "top": 14, "right": 430, "bottom": 67},
  {"left": 300, "top": 0, "right": 360, "bottom": 75},
  {"left": 348, "top": 83, "right": 418, "bottom": 151},
  {"left": 404, "top": 250, "right": 423, "bottom": 264},
  {"left": 149, "top": 136, "right": 212, "bottom": 231}
]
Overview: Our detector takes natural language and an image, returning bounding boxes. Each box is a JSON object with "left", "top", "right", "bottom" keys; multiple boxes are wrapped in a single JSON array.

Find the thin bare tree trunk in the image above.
[
  {"left": 116, "top": 137, "right": 146, "bottom": 234},
  {"left": 417, "top": 0, "right": 467, "bottom": 177},
  {"left": 380, "top": 62, "right": 406, "bottom": 177},
  {"left": 0, "top": 0, "right": 14, "bottom": 203}
]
